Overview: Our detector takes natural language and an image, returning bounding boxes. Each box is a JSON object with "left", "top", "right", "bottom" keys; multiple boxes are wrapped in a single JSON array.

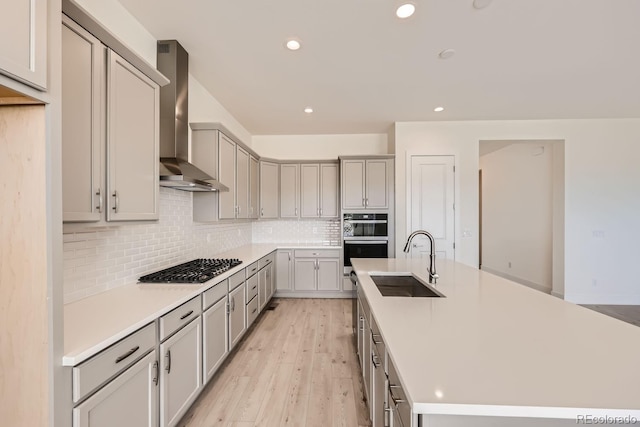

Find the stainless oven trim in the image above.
[
  {"left": 344, "top": 237, "right": 389, "bottom": 242},
  {"left": 344, "top": 239, "right": 389, "bottom": 244},
  {"left": 345, "top": 219, "right": 388, "bottom": 224}
]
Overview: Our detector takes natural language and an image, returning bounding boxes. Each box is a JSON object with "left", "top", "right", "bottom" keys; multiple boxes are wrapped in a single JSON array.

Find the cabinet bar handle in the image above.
[
  {"left": 371, "top": 354, "right": 381, "bottom": 368},
  {"left": 372, "top": 333, "right": 383, "bottom": 344},
  {"left": 295, "top": 208, "right": 298, "bottom": 216},
  {"left": 115, "top": 345, "right": 139, "bottom": 363},
  {"left": 112, "top": 191, "right": 119, "bottom": 213},
  {"left": 96, "top": 189, "right": 103, "bottom": 213},
  {"left": 252, "top": 308, "right": 257, "bottom": 314},
  {"left": 165, "top": 350, "right": 171, "bottom": 373},
  {"left": 152, "top": 361, "right": 159, "bottom": 386},
  {"left": 252, "top": 285, "right": 257, "bottom": 290},
  {"left": 180, "top": 310, "right": 194, "bottom": 320},
  {"left": 261, "top": 207, "right": 264, "bottom": 216}
]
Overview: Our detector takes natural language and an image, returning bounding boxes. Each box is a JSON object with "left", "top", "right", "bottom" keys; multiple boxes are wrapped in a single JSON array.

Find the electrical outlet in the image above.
[
  {"left": 592, "top": 230, "right": 605, "bottom": 239},
  {"left": 592, "top": 279, "right": 598, "bottom": 287},
  {"left": 508, "top": 261, "right": 512, "bottom": 268}
]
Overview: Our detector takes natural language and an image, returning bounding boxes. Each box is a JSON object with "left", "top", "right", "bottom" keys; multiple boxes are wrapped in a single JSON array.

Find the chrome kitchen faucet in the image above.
[{"left": 403, "top": 230, "right": 439, "bottom": 283}]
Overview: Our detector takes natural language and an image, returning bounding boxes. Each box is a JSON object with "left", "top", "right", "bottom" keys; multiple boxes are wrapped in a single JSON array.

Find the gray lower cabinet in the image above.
[
  {"left": 73, "top": 351, "right": 158, "bottom": 427},
  {"left": 276, "top": 249, "right": 293, "bottom": 291},
  {"left": 293, "top": 249, "right": 340, "bottom": 292},
  {"left": 258, "top": 255, "right": 275, "bottom": 311},
  {"left": 228, "top": 282, "right": 247, "bottom": 349},
  {"left": 160, "top": 317, "right": 202, "bottom": 427},
  {"left": 202, "top": 297, "right": 228, "bottom": 384}
]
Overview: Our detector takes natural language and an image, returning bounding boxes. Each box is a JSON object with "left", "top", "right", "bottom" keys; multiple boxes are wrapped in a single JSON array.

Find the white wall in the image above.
[
  {"left": 394, "top": 119, "right": 640, "bottom": 305},
  {"left": 252, "top": 133, "right": 388, "bottom": 159},
  {"left": 480, "top": 141, "right": 554, "bottom": 293}
]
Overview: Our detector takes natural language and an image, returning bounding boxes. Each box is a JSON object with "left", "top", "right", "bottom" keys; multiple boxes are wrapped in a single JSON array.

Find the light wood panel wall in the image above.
[{"left": 0, "top": 105, "right": 49, "bottom": 426}]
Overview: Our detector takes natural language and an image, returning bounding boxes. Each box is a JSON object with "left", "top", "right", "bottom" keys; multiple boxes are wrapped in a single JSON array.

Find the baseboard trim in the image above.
[
  {"left": 481, "top": 267, "right": 552, "bottom": 294},
  {"left": 551, "top": 290, "right": 565, "bottom": 299}
]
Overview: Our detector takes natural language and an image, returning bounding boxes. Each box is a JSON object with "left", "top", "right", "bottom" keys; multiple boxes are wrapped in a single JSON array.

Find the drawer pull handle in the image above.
[
  {"left": 180, "top": 310, "right": 194, "bottom": 320},
  {"left": 252, "top": 308, "right": 257, "bottom": 314},
  {"left": 371, "top": 333, "right": 383, "bottom": 345},
  {"left": 371, "top": 354, "right": 381, "bottom": 368},
  {"left": 165, "top": 350, "right": 172, "bottom": 374},
  {"left": 115, "top": 346, "right": 139, "bottom": 364}
]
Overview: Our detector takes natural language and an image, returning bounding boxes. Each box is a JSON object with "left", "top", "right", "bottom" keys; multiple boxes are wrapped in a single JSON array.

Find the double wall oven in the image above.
[{"left": 343, "top": 213, "right": 389, "bottom": 275}]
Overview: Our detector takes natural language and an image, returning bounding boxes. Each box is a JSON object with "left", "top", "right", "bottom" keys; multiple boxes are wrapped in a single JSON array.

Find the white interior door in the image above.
[{"left": 409, "top": 155, "right": 455, "bottom": 260}]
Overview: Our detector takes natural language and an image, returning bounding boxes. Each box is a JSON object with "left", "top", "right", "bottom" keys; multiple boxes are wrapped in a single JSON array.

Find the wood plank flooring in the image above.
[
  {"left": 179, "top": 299, "right": 371, "bottom": 427},
  {"left": 582, "top": 305, "right": 640, "bottom": 327}
]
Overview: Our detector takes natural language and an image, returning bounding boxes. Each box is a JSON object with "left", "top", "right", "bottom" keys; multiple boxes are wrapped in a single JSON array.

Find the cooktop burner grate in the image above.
[{"left": 139, "top": 258, "right": 242, "bottom": 284}]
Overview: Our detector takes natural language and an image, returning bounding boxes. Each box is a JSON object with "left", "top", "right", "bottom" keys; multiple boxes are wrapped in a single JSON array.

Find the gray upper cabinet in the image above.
[
  {"left": 218, "top": 133, "right": 236, "bottom": 219},
  {"left": 300, "top": 164, "right": 320, "bottom": 218},
  {"left": 62, "top": 17, "right": 160, "bottom": 224},
  {"left": 259, "top": 161, "right": 279, "bottom": 219},
  {"left": 300, "top": 163, "right": 339, "bottom": 218},
  {"left": 0, "top": 0, "right": 47, "bottom": 90},
  {"left": 62, "top": 18, "right": 105, "bottom": 222},
  {"left": 280, "top": 163, "right": 299, "bottom": 218},
  {"left": 106, "top": 50, "right": 160, "bottom": 221},
  {"left": 249, "top": 156, "right": 259, "bottom": 219},
  {"left": 342, "top": 158, "right": 391, "bottom": 210},
  {"left": 235, "top": 146, "right": 249, "bottom": 219}
]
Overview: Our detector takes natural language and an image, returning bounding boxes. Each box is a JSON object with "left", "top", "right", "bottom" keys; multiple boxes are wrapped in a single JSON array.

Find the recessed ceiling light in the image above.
[
  {"left": 285, "top": 39, "right": 301, "bottom": 51},
  {"left": 434, "top": 107, "right": 445, "bottom": 112},
  {"left": 473, "top": 0, "right": 492, "bottom": 10},
  {"left": 396, "top": 3, "right": 416, "bottom": 18},
  {"left": 304, "top": 107, "right": 313, "bottom": 113},
  {"left": 438, "top": 49, "right": 456, "bottom": 59}
]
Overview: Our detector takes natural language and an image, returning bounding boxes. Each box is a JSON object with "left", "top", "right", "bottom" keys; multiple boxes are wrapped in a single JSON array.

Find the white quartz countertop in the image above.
[
  {"left": 64, "top": 243, "right": 339, "bottom": 366},
  {"left": 352, "top": 258, "right": 640, "bottom": 420}
]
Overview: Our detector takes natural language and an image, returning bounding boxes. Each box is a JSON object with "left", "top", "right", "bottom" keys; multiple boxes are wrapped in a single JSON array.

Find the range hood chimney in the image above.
[{"left": 157, "top": 40, "right": 228, "bottom": 192}]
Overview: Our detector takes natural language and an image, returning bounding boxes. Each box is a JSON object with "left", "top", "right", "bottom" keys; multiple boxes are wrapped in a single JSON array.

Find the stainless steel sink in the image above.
[{"left": 370, "top": 274, "right": 445, "bottom": 298}]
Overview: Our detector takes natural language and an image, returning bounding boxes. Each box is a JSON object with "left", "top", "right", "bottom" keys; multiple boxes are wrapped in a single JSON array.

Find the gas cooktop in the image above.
[{"left": 139, "top": 258, "right": 242, "bottom": 284}]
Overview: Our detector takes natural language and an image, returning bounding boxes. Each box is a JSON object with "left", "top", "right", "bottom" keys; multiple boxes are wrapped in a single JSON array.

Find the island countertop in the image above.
[{"left": 352, "top": 258, "right": 640, "bottom": 420}]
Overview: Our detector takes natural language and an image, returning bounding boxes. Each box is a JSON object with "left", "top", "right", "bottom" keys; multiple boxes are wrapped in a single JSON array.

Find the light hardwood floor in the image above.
[{"left": 179, "top": 298, "right": 371, "bottom": 427}]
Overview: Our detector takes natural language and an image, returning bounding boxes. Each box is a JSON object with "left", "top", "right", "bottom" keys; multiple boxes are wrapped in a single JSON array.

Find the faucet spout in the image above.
[{"left": 403, "top": 230, "right": 439, "bottom": 283}]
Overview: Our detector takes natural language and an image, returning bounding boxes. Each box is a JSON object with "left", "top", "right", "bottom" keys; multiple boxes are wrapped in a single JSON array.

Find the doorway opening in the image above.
[{"left": 479, "top": 140, "right": 565, "bottom": 297}]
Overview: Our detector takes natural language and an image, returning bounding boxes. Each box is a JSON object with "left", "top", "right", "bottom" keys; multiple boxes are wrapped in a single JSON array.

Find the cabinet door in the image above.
[
  {"left": 320, "top": 163, "right": 339, "bottom": 218},
  {"left": 372, "top": 349, "right": 386, "bottom": 427},
  {"left": 342, "top": 160, "right": 366, "bottom": 209},
  {"left": 267, "top": 264, "right": 275, "bottom": 299},
  {"left": 229, "top": 283, "right": 246, "bottom": 349},
  {"left": 276, "top": 250, "right": 292, "bottom": 291},
  {"left": 236, "top": 146, "right": 249, "bottom": 219},
  {"left": 294, "top": 259, "right": 316, "bottom": 291},
  {"left": 62, "top": 18, "right": 105, "bottom": 222},
  {"left": 300, "top": 164, "right": 319, "bottom": 218},
  {"left": 160, "top": 318, "right": 202, "bottom": 427},
  {"left": 218, "top": 133, "right": 236, "bottom": 219},
  {"left": 249, "top": 156, "right": 259, "bottom": 219},
  {"left": 365, "top": 160, "right": 388, "bottom": 209},
  {"left": 73, "top": 351, "right": 158, "bottom": 427},
  {"left": 0, "top": 0, "right": 47, "bottom": 89},
  {"left": 317, "top": 258, "right": 340, "bottom": 291},
  {"left": 258, "top": 267, "right": 268, "bottom": 311},
  {"left": 363, "top": 318, "right": 371, "bottom": 402},
  {"left": 280, "top": 163, "right": 299, "bottom": 218},
  {"left": 259, "top": 161, "right": 279, "bottom": 218},
  {"left": 203, "top": 297, "right": 228, "bottom": 384},
  {"left": 106, "top": 50, "right": 159, "bottom": 221}
]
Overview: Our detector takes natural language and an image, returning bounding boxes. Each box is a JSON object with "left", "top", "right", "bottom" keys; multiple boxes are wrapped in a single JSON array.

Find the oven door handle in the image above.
[
  {"left": 344, "top": 220, "right": 388, "bottom": 224},
  {"left": 344, "top": 240, "right": 389, "bottom": 244}
]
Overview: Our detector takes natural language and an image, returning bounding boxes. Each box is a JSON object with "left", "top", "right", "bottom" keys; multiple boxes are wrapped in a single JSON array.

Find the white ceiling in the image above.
[{"left": 117, "top": 0, "right": 640, "bottom": 135}]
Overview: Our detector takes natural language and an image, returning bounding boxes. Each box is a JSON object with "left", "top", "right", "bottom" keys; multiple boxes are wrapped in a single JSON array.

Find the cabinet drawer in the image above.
[
  {"left": 246, "top": 261, "right": 259, "bottom": 278},
  {"left": 246, "top": 274, "right": 258, "bottom": 301},
  {"left": 159, "top": 296, "right": 201, "bottom": 341},
  {"left": 203, "top": 279, "right": 227, "bottom": 310},
  {"left": 72, "top": 322, "right": 156, "bottom": 403},
  {"left": 247, "top": 295, "right": 259, "bottom": 327},
  {"left": 370, "top": 315, "right": 385, "bottom": 358},
  {"left": 294, "top": 249, "right": 340, "bottom": 258},
  {"left": 228, "top": 269, "right": 245, "bottom": 291},
  {"left": 258, "top": 252, "right": 275, "bottom": 269}
]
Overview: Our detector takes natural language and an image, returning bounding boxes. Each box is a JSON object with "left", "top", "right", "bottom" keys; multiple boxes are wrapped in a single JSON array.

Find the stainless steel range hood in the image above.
[{"left": 157, "top": 40, "right": 228, "bottom": 192}]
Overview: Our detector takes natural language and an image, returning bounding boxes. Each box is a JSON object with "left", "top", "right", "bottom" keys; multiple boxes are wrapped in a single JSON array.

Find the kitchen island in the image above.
[{"left": 352, "top": 258, "right": 640, "bottom": 427}]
